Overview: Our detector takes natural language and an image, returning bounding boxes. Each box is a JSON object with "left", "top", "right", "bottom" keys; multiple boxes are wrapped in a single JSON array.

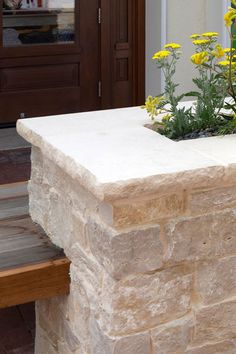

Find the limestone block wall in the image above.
[{"left": 30, "top": 146, "right": 236, "bottom": 354}]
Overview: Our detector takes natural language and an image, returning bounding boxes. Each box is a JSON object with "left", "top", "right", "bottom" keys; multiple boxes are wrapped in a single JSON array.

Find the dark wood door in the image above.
[
  {"left": 0, "top": 0, "right": 100, "bottom": 124},
  {"left": 0, "top": 0, "right": 145, "bottom": 125},
  {"left": 101, "top": 0, "right": 145, "bottom": 109}
]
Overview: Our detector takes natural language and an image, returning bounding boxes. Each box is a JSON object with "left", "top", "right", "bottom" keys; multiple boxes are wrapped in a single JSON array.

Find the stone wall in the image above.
[{"left": 30, "top": 146, "right": 236, "bottom": 354}]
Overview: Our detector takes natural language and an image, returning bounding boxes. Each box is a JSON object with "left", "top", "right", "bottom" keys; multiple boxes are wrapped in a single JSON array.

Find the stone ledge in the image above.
[{"left": 17, "top": 106, "right": 236, "bottom": 202}]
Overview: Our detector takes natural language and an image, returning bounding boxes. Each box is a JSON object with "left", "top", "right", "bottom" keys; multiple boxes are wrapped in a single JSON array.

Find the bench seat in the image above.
[{"left": 0, "top": 213, "right": 70, "bottom": 308}]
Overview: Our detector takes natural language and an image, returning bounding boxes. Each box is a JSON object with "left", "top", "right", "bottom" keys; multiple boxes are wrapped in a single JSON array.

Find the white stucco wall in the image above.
[
  {"left": 145, "top": 0, "right": 162, "bottom": 96},
  {"left": 146, "top": 0, "right": 230, "bottom": 97}
]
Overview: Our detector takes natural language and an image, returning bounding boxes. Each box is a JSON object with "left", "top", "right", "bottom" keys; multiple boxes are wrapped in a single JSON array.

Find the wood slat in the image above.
[
  {"left": 0, "top": 216, "right": 65, "bottom": 270},
  {"left": 0, "top": 147, "right": 31, "bottom": 185},
  {"left": 0, "top": 204, "right": 70, "bottom": 307},
  {"left": 0, "top": 128, "right": 30, "bottom": 150},
  {"left": 0, "top": 181, "right": 28, "bottom": 200},
  {"left": 0, "top": 195, "right": 29, "bottom": 221},
  {"left": 0, "top": 258, "right": 70, "bottom": 308}
]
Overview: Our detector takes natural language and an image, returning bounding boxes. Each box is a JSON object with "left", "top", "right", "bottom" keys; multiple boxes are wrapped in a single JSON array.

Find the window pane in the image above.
[{"left": 3, "top": 0, "right": 75, "bottom": 47}]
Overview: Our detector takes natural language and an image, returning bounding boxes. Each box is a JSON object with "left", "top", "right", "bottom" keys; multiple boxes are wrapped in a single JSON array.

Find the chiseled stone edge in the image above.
[{"left": 17, "top": 119, "right": 230, "bottom": 203}]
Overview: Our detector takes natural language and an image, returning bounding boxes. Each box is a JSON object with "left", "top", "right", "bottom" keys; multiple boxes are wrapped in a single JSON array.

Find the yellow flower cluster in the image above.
[
  {"left": 190, "top": 34, "right": 201, "bottom": 39},
  {"left": 152, "top": 43, "right": 181, "bottom": 61},
  {"left": 191, "top": 52, "right": 209, "bottom": 66},
  {"left": 164, "top": 43, "right": 181, "bottom": 49},
  {"left": 218, "top": 60, "right": 230, "bottom": 66},
  {"left": 202, "top": 32, "right": 219, "bottom": 38},
  {"left": 212, "top": 44, "right": 225, "bottom": 59},
  {"left": 190, "top": 32, "right": 218, "bottom": 42},
  {"left": 218, "top": 60, "right": 236, "bottom": 68},
  {"left": 192, "top": 39, "right": 210, "bottom": 46},
  {"left": 152, "top": 50, "right": 170, "bottom": 60},
  {"left": 162, "top": 114, "right": 172, "bottom": 123},
  {"left": 224, "top": 9, "right": 236, "bottom": 27},
  {"left": 142, "top": 95, "right": 165, "bottom": 120}
]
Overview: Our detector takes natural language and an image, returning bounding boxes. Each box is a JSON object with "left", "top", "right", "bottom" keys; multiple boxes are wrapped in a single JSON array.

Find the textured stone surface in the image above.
[
  {"left": 35, "top": 326, "right": 58, "bottom": 354},
  {"left": 165, "top": 210, "right": 236, "bottom": 264},
  {"left": 189, "top": 185, "right": 236, "bottom": 215},
  {"left": 104, "top": 193, "right": 184, "bottom": 227},
  {"left": 196, "top": 256, "right": 236, "bottom": 305},
  {"left": 151, "top": 314, "right": 194, "bottom": 354},
  {"left": 90, "top": 319, "right": 151, "bottom": 354},
  {"left": 28, "top": 181, "right": 50, "bottom": 232},
  {"left": 185, "top": 340, "right": 236, "bottom": 354},
  {"left": 66, "top": 285, "right": 91, "bottom": 352},
  {"left": 100, "top": 265, "right": 192, "bottom": 335},
  {"left": 71, "top": 210, "right": 89, "bottom": 251},
  {"left": 87, "top": 220, "right": 163, "bottom": 278},
  {"left": 69, "top": 252, "right": 103, "bottom": 314},
  {"left": 193, "top": 300, "right": 236, "bottom": 345},
  {"left": 18, "top": 107, "right": 236, "bottom": 353}
]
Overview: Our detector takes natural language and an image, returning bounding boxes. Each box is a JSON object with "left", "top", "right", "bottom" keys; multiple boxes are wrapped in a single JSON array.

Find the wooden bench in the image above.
[
  {"left": 0, "top": 186, "right": 70, "bottom": 309},
  {"left": 0, "top": 128, "right": 69, "bottom": 308}
]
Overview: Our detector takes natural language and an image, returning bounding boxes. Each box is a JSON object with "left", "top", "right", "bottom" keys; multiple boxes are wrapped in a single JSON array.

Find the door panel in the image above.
[
  {"left": 0, "top": 0, "right": 100, "bottom": 124},
  {"left": 101, "top": 0, "right": 145, "bottom": 109},
  {"left": 1, "top": 63, "right": 78, "bottom": 91},
  {"left": 0, "top": 87, "right": 80, "bottom": 124}
]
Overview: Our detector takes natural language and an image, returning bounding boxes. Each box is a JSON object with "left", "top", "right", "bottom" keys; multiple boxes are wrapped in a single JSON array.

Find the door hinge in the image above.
[
  {"left": 98, "top": 80, "right": 102, "bottom": 98},
  {"left": 98, "top": 7, "right": 102, "bottom": 24}
]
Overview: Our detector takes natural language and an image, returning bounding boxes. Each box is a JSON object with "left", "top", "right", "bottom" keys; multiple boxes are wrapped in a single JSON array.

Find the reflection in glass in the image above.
[{"left": 3, "top": 0, "right": 75, "bottom": 47}]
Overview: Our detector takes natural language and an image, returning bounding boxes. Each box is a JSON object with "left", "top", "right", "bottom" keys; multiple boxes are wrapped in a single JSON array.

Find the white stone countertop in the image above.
[{"left": 17, "top": 106, "right": 236, "bottom": 201}]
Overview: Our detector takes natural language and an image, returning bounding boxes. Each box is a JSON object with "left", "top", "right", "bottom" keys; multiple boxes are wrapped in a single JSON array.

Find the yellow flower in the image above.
[
  {"left": 190, "top": 34, "right": 201, "bottom": 39},
  {"left": 224, "top": 48, "right": 236, "bottom": 54},
  {"left": 212, "top": 44, "right": 225, "bottom": 58},
  {"left": 164, "top": 43, "right": 181, "bottom": 49},
  {"left": 152, "top": 50, "right": 170, "bottom": 60},
  {"left": 192, "top": 39, "right": 210, "bottom": 45},
  {"left": 224, "top": 10, "right": 236, "bottom": 27},
  {"left": 218, "top": 60, "right": 230, "bottom": 66},
  {"left": 226, "top": 54, "right": 236, "bottom": 60},
  {"left": 142, "top": 95, "right": 165, "bottom": 120},
  {"left": 162, "top": 114, "right": 172, "bottom": 123},
  {"left": 191, "top": 52, "right": 209, "bottom": 65},
  {"left": 202, "top": 32, "right": 219, "bottom": 38}
]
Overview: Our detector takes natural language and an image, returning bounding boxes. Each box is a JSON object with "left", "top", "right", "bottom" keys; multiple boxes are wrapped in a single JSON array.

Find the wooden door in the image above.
[
  {"left": 101, "top": 0, "right": 145, "bottom": 109},
  {"left": 0, "top": 0, "right": 100, "bottom": 124},
  {"left": 0, "top": 0, "right": 145, "bottom": 125}
]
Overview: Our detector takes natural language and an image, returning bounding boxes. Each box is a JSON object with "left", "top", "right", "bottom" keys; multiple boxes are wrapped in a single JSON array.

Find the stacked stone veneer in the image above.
[{"left": 30, "top": 146, "right": 236, "bottom": 354}]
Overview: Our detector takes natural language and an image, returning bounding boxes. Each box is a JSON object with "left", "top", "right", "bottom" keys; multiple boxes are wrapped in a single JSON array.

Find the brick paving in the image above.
[{"left": 0, "top": 303, "right": 35, "bottom": 354}]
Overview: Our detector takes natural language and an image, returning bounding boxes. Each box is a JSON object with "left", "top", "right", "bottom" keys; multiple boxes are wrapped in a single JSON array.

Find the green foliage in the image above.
[
  {"left": 157, "top": 108, "right": 194, "bottom": 139},
  {"left": 143, "top": 26, "right": 236, "bottom": 140},
  {"left": 218, "top": 115, "right": 236, "bottom": 135}
]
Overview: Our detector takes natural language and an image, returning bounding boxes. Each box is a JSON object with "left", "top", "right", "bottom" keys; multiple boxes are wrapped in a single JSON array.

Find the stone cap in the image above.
[{"left": 17, "top": 106, "right": 236, "bottom": 201}]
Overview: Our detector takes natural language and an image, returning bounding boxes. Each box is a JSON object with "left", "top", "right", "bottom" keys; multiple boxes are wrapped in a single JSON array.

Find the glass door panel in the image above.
[{"left": 3, "top": 0, "right": 75, "bottom": 46}]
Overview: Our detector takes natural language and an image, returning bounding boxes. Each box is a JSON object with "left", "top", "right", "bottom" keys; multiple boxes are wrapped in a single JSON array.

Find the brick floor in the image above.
[{"left": 0, "top": 303, "right": 35, "bottom": 354}]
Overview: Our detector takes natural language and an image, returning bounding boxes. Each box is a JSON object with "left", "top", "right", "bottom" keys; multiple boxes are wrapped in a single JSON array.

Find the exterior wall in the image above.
[
  {"left": 146, "top": 0, "right": 228, "bottom": 96},
  {"left": 30, "top": 146, "right": 236, "bottom": 354},
  {"left": 145, "top": 0, "right": 162, "bottom": 96}
]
